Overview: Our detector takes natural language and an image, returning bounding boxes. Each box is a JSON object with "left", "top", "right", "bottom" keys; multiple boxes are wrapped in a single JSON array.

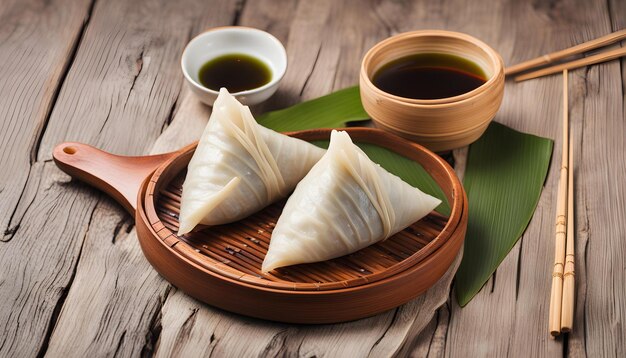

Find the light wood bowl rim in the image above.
[
  {"left": 360, "top": 29, "right": 505, "bottom": 105},
  {"left": 360, "top": 70, "right": 505, "bottom": 110}
]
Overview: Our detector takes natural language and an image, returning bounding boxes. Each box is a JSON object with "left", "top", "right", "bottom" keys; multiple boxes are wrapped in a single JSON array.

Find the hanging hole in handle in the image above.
[{"left": 63, "top": 146, "right": 77, "bottom": 155}]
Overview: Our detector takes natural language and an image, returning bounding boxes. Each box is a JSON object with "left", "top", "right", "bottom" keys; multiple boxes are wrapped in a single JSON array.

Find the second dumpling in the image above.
[
  {"left": 178, "top": 88, "right": 325, "bottom": 235},
  {"left": 262, "top": 130, "right": 442, "bottom": 272}
]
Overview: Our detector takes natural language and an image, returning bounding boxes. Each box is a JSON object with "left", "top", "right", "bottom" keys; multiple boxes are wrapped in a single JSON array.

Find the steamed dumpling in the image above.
[
  {"left": 262, "top": 130, "right": 441, "bottom": 272},
  {"left": 178, "top": 88, "right": 325, "bottom": 235}
]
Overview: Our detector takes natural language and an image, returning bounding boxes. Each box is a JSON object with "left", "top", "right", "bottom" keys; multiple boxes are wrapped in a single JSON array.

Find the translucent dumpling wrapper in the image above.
[
  {"left": 177, "top": 88, "right": 325, "bottom": 235},
  {"left": 262, "top": 130, "right": 442, "bottom": 272}
]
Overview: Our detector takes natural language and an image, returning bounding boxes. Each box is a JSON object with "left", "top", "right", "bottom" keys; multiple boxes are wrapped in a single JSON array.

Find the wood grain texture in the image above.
[
  {"left": 0, "top": 0, "right": 93, "bottom": 244},
  {"left": 573, "top": 0, "right": 626, "bottom": 352},
  {"left": 0, "top": 0, "right": 236, "bottom": 357},
  {"left": 41, "top": 1, "right": 238, "bottom": 356},
  {"left": 1, "top": 0, "right": 624, "bottom": 356},
  {"left": 445, "top": 0, "right": 624, "bottom": 357},
  {"left": 580, "top": 1, "right": 626, "bottom": 355},
  {"left": 0, "top": 0, "right": 94, "bottom": 356}
]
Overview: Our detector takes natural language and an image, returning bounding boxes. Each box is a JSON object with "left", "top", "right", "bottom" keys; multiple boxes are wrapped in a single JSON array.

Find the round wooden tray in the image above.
[{"left": 53, "top": 128, "right": 467, "bottom": 323}]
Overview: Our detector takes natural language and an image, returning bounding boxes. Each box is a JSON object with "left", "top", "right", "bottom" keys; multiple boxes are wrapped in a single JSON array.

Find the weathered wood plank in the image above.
[
  {"left": 158, "top": 290, "right": 289, "bottom": 357},
  {"left": 574, "top": 2, "right": 626, "bottom": 357},
  {"left": 445, "top": 0, "right": 623, "bottom": 357},
  {"left": 395, "top": 304, "right": 450, "bottom": 357},
  {"left": 3, "top": 0, "right": 623, "bottom": 356},
  {"left": 44, "top": 200, "right": 170, "bottom": 357},
  {"left": 0, "top": 164, "right": 100, "bottom": 357},
  {"left": 0, "top": 0, "right": 234, "bottom": 357},
  {"left": 36, "top": 1, "right": 237, "bottom": 357},
  {"left": 573, "top": 22, "right": 625, "bottom": 358},
  {"left": 252, "top": 0, "right": 383, "bottom": 113},
  {"left": 0, "top": 0, "right": 94, "bottom": 356},
  {"left": 0, "top": 0, "right": 93, "bottom": 243},
  {"left": 37, "top": 0, "right": 230, "bottom": 157}
]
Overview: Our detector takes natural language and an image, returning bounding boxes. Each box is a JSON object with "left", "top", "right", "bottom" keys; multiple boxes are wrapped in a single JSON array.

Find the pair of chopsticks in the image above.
[
  {"left": 508, "top": 32, "right": 624, "bottom": 335},
  {"left": 506, "top": 29, "right": 626, "bottom": 81},
  {"left": 548, "top": 70, "right": 575, "bottom": 337}
]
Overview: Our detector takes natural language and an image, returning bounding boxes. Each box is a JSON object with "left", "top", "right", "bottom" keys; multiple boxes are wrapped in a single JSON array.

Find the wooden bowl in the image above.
[
  {"left": 53, "top": 128, "right": 467, "bottom": 323},
  {"left": 360, "top": 30, "right": 505, "bottom": 152}
]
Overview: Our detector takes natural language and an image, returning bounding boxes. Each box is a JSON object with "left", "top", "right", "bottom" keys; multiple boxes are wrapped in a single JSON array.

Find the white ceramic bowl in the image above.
[{"left": 181, "top": 27, "right": 287, "bottom": 106}]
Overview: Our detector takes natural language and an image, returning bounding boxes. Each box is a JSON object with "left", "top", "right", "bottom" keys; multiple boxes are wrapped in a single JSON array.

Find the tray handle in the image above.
[{"left": 53, "top": 142, "right": 176, "bottom": 215}]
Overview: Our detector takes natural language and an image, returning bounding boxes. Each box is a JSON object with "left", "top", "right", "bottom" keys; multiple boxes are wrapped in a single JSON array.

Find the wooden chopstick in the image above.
[
  {"left": 561, "top": 135, "right": 575, "bottom": 332},
  {"left": 506, "top": 29, "right": 626, "bottom": 76},
  {"left": 515, "top": 46, "right": 626, "bottom": 82},
  {"left": 549, "top": 69, "right": 568, "bottom": 337}
]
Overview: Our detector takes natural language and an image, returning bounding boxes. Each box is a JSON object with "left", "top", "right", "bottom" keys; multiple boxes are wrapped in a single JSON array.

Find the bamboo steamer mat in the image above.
[
  {"left": 153, "top": 169, "right": 450, "bottom": 290},
  {"left": 54, "top": 127, "right": 467, "bottom": 323}
]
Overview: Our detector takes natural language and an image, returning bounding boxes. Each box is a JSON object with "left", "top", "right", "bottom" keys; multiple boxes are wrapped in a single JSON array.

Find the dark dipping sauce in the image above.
[
  {"left": 198, "top": 53, "right": 272, "bottom": 92},
  {"left": 373, "top": 53, "right": 487, "bottom": 100}
]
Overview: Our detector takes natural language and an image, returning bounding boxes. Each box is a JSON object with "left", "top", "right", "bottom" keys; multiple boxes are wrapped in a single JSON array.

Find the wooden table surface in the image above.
[{"left": 1, "top": 0, "right": 624, "bottom": 356}]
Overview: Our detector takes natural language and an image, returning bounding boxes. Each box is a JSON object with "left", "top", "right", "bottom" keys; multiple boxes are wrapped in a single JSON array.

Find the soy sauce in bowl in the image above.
[
  {"left": 373, "top": 53, "right": 486, "bottom": 100},
  {"left": 198, "top": 53, "right": 272, "bottom": 93}
]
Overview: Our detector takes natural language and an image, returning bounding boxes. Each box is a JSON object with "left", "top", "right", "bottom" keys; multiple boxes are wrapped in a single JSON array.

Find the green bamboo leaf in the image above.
[
  {"left": 257, "top": 87, "right": 553, "bottom": 307},
  {"left": 257, "top": 86, "right": 368, "bottom": 131},
  {"left": 455, "top": 122, "right": 553, "bottom": 306}
]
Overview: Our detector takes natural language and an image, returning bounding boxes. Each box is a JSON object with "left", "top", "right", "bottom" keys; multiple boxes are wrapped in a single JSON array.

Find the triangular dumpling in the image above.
[
  {"left": 178, "top": 88, "right": 325, "bottom": 235},
  {"left": 262, "top": 130, "right": 441, "bottom": 272}
]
